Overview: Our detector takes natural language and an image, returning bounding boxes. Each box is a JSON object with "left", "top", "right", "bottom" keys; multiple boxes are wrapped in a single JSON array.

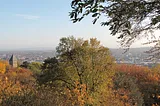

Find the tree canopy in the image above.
[
  {"left": 70, "top": 0, "right": 160, "bottom": 50},
  {"left": 39, "top": 36, "right": 118, "bottom": 105}
]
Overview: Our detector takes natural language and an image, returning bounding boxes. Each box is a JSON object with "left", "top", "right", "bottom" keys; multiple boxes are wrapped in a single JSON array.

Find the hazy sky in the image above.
[{"left": 0, "top": 0, "right": 153, "bottom": 50}]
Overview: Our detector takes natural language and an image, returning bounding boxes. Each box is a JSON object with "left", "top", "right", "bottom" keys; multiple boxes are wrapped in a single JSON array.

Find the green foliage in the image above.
[
  {"left": 41, "top": 57, "right": 58, "bottom": 70},
  {"left": 28, "top": 62, "right": 42, "bottom": 74},
  {"left": 38, "top": 57, "right": 67, "bottom": 86},
  {"left": 20, "top": 61, "right": 42, "bottom": 75}
]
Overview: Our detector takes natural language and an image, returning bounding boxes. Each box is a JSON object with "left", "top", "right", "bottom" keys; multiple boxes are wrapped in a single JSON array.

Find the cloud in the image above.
[{"left": 16, "top": 14, "right": 40, "bottom": 20}]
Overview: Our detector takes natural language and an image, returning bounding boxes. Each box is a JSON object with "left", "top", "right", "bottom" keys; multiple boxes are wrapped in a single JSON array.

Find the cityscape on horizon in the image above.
[{"left": 0, "top": 47, "right": 157, "bottom": 68}]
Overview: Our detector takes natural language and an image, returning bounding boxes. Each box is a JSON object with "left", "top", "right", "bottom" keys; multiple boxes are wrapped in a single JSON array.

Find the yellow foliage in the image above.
[
  {"left": 0, "top": 60, "right": 9, "bottom": 74},
  {"left": 0, "top": 78, "right": 22, "bottom": 101},
  {"left": 0, "top": 63, "right": 5, "bottom": 74}
]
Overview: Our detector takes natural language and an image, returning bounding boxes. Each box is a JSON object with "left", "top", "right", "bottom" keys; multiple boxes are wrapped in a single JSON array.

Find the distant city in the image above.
[
  {"left": 0, "top": 47, "right": 158, "bottom": 67},
  {"left": 0, "top": 50, "right": 55, "bottom": 63},
  {"left": 111, "top": 47, "right": 158, "bottom": 67}
]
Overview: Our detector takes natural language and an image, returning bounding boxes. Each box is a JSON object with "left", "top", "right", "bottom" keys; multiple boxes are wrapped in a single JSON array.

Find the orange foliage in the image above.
[
  {"left": 0, "top": 60, "right": 9, "bottom": 74},
  {"left": 116, "top": 64, "right": 160, "bottom": 105},
  {"left": 116, "top": 64, "right": 152, "bottom": 82},
  {"left": 65, "top": 81, "right": 93, "bottom": 106},
  {"left": 116, "top": 64, "right": 160, "bottom": 83},
  {"left": 116, "top": 64, "right": 150, "bottom": 73}
]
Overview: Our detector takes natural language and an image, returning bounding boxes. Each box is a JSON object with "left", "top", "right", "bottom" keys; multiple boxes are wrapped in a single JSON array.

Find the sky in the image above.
[{"left": 0, "top": 0, "right": 154, "bottom": 50}]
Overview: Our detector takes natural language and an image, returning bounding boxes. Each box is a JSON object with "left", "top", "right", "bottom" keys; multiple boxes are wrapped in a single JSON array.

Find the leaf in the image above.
[
  {"left": 92, "top": 8, "right": 98, "bottom": 13},
  {"left": 92, "top": 13, "right": 98, "bottom": 17},
  {"left": 79, "top": 17, "right": 84, "bottom": 21},
  {"left": 85, "top": 6, "right": 91, "bottom": 9},
  {"left": 70, "top": 12, "right": 74, "bottom": 18},
  {"left": 93, "top": 18, "right": 97, "bottom": 24}
]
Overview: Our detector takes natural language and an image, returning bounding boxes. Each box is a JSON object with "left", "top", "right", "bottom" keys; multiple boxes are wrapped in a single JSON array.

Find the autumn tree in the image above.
[
  {"left": 38, "top": 36, "right": 120, "bottom": 105},
  {"left": 70, "top": 0, "right": 160, "bottom": 54},
  {"left": 56, "top": 36, "right": 117, "bottom": 105}
]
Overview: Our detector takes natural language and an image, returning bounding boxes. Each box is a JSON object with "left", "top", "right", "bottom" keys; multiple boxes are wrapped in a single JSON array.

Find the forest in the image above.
[{"left": 0, "top": 36, "right": 159, "bottom": 106}]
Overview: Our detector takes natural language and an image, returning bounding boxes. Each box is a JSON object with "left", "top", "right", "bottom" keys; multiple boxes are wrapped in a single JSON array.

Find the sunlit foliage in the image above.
[
  {"left": 1, "top": 37, "right": 160, "bottom": 105},
  {"left": 0, "top": 60, "right": 9, "bottom": 74}
]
